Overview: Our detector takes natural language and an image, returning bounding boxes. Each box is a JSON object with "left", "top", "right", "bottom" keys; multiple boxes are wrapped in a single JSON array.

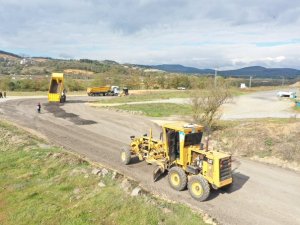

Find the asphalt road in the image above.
[{"left": 0, "top": 95, "right": 300, "bottom": 225}]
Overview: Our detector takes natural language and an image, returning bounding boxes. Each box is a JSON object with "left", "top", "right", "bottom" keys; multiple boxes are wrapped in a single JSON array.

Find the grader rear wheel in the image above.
[
  {"left": 120, "top": 147, "right": 131, "bottom": 165},
  {"left": 188, "top": 175, "right": 210, "bottom": 202},
  {"left": 168, "top": 167, "right": 187, "bottom": 191}
]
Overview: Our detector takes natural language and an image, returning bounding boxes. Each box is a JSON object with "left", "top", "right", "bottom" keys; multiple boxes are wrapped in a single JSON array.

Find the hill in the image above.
[
  {"left": 150, "top": 64, "right": 214, "bottom": 74},
  {"left": 140, "top": 64, "right": 300, "bottom": 78},
  {"left": 0, "top": 50, "right": 21, "bottom": 60},
  {"left": 218, "top": 66, "right": 300, "bottom": 78},
  {"left": 1, "top": 49, "right": 300, "bottom": 78}
]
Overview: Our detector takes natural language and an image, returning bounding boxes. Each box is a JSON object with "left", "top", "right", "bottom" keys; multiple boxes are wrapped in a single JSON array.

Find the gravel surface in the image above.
[{"left": 221, "top": 89, "right": 299, "bottom": 119}]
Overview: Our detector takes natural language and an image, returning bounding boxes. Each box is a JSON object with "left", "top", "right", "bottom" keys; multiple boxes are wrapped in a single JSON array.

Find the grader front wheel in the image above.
[
  {"left": 120, "top": 147, "right": 131, "bottom": 165},
  {"left": 188, "top": 175, "right": 210, "bottom": 202},
  {"left": 168, "top": 167, "right": 187, "bottom": 191}
]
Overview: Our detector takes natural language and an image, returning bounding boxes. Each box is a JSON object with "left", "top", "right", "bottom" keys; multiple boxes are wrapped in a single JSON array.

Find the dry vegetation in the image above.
[
  {"left": 64, "top": 69, "right": 95, "bottom": 76},
  {"left": 212, "top": 119, "right": 300, "bottom": 168},
  {"left": 192, "top": 82, "right": 232, "bottom": 132}
]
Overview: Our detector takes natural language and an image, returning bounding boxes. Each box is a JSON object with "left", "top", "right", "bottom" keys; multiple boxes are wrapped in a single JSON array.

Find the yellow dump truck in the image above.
[
  {"left": 48, "top": 73, "right": 66, "bottom": 103},
  {"left": 87, "top": 86, "right": 120, "bottom": 96}
]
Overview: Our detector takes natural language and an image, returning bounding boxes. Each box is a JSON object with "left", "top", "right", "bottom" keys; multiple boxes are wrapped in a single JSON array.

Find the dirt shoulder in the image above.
[
  {"left": 212, "top": 119, "right": 300, "bottom": 172},
  {"left": 150, "top": 117, "right": 300, "bottom": 172}
]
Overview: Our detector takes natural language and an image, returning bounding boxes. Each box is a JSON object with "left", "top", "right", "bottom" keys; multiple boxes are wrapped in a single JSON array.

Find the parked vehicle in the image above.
[
  {"left": 87, "top": 86, "right": 120, "bottom": 96},
  {"left": 277, "top": 91, "right": 297, "bottom": 98}
]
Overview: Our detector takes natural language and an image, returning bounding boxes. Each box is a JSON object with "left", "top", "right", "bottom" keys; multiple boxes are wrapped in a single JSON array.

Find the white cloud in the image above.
[{"left": 0, "top": 0, "right": 300, "bottom": 69}]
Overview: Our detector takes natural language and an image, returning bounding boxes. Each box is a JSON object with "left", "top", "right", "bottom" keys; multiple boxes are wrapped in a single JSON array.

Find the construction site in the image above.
[
  {"left": 0, "top": 70, "right": 300, "bottom": 225},
  {"left": 1, "top": 1, "right": 300, "bottom": 224}
]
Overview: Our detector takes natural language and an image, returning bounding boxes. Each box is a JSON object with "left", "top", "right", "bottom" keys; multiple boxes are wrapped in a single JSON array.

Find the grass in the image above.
[
  {"left": 0, "top": 120, "right": 207, "bottom": 225},
  {"left": 99, "top": 90, "right": 192, "bottom": 104},
  {"left": 111, "top": 103, "right": 193, "bottom": 117},
  {"left": 294, "top": 99, "right": 300, "bottom": 111},
  {"left": 6, "top": 91, "right": 87, "bottom": 97}
]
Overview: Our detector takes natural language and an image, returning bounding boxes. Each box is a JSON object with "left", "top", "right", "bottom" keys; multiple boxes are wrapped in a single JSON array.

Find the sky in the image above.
[{"left": 1, "top": 0, "right": 300, "bottom": 69}]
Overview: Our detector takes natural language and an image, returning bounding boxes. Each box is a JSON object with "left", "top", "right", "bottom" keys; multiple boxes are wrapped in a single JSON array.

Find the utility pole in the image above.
[
  {"left": 249, "top": 76, "right": 252, "bottom": 88},
  {"left": 214, "top": 69, "right": 217, "bottom": 88}
]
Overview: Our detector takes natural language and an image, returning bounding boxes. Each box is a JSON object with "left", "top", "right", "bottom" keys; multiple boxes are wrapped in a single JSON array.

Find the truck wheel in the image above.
[
  {"left": 168, "top": 167, "right": 187, "bottom": 191},
  {"left": 121, "top": 147, "right": 131, "bottom": 165},
  {"left": 188, "top": 175, "right": 210, "bottom": 201},
  {"left": 60, "top": 95, "right": 66, "bottom": 103}
]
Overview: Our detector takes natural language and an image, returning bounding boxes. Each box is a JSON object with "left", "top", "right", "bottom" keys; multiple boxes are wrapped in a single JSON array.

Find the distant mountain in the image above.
[
  {"left": 218, "top": 66, "right": 300, "bottom": 78},
  {"left": 150, "top": 64, "right": 214, "bottom": 74},
  {"left": 1, "top": 49, "right": 300, "bottom": 78},
  {"left": 0, "top": 50, "right": 21, "bottom": 59},
  {"left": 140, "top": 64, "right": 300, "bottom": 78}
]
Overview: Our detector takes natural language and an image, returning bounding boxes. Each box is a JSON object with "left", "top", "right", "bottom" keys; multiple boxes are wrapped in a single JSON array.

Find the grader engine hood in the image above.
[{"left": 204, "top": 153, "right": 232, "bottom": 187}]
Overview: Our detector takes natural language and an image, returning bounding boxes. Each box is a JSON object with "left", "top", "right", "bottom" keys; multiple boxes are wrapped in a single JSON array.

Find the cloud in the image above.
[{"left": 0, "top": 0, "right": 300, "bottom": 69}]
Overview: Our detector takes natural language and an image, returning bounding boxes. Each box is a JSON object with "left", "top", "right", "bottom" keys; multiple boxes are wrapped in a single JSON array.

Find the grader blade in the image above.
[{"left": 153, "top": 166, "right": 164, "bottom": 181}]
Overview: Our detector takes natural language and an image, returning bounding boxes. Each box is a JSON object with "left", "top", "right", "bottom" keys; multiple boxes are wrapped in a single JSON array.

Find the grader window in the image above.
[
  {"left": 184, "top": 132, "right": 203, "bottom": 146},
  {"left": 166, "top": 129, "right": 180, "bottom": 161}
]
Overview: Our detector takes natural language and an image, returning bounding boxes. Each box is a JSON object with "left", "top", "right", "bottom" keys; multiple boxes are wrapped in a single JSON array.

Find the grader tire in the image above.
[
  {"left": 120, "top": 147, "right": 131, "bottom": 165},
  {"left": 188, "top": 175, "right": 210, "bottom": 202},
  {"left": 168, "top": 167, "right": 187, "bottom": 191}
]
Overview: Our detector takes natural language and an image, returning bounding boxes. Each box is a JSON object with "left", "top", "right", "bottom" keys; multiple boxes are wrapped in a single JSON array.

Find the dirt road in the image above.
[
  {"left": 222, "top": 89, "right": 299, "bottom": 119},
  {"left": 1, "top": 96, "right": 300, "bottom": 225}
]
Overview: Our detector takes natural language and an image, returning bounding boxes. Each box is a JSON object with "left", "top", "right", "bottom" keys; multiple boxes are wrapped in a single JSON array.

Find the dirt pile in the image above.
[{"left": 213, "top": 120, "right": 300, "bottom": 165}]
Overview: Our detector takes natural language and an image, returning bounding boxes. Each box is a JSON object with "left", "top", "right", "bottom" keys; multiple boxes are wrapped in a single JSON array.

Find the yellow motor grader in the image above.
[{"left": 120, "top": 122, "right": 233, "bottom": 201}]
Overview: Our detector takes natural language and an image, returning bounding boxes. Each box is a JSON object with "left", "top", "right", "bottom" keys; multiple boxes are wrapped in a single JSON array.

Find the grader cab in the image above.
[{"left": 121, "top": 122, "right": 233, "bottom": 201}]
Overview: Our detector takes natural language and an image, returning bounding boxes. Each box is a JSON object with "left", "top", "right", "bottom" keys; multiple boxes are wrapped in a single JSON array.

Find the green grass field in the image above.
[
  {"left": 111, "top": 103, "right": 193, "bottom": 117},
  {"left": 0, "top": 120, "right": 207, "bottom": 225},
  {"left": 98, "top": 90, "right": 192, "bottom": 104},
  {"left": 6, "top": 91, "right": 87, "bottom": 96}
]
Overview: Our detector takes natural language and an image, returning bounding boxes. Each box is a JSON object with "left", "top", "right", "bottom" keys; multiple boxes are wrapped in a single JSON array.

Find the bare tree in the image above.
[{"left": 191, "top": 81, "right": 232, "bottom": 132}]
